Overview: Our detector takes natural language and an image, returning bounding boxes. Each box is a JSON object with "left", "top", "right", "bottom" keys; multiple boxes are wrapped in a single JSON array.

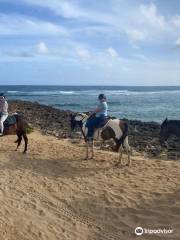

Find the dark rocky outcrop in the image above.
[
  {"left": 9, "top": 100, "right": 72, "bottom": 138},
  {"left": 8, "top": 100, "right": 180, "bottom": 159}
]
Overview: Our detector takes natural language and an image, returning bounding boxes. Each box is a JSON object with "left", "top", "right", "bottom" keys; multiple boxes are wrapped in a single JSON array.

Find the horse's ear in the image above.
[{"left": 163, "top": 118, "right": 168, "bottom": 124}]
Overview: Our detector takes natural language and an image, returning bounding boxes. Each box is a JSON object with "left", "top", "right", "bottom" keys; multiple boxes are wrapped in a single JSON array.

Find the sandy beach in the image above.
[
  {"left": 1, "top": 0, "right": 180, "bottom": 238},
  {"left": 0, "top": 131, "right": 179, "bottom": 240}
]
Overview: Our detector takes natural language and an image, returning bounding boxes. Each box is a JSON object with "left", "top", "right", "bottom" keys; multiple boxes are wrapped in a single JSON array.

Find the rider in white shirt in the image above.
[
  {"left": 0, "top": 93, "right": 8, "bottom": 136},
  {"left": 86, "top": 94, "right": 108, "bottom": 140}
]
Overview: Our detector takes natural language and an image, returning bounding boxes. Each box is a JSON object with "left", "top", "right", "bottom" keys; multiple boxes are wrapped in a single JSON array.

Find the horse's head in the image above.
[
  {"left": 70, "top": 113, "right": 88, "bottom": 131},
  {"left": 159, "top": 118, "right": 169, "bottom": 146}
]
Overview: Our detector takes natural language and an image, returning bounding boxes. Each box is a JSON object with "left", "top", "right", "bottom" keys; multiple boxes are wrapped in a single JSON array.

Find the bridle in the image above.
[{"left": 75, "top": 114, "right": 89, "bottom": 141}]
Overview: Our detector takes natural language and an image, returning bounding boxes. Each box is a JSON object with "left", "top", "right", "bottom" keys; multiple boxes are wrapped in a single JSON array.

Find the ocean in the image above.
[{"left": 1, "top": 85, "right": 180, "bottom": 122}]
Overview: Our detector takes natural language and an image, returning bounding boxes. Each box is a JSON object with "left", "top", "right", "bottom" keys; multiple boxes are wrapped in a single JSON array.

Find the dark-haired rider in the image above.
[{"left": 86, "top": 94, "right": 108, "bottom": 140}]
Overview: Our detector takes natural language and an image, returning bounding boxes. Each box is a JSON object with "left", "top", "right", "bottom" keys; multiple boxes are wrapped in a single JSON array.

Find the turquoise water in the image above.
[{"left": 1, "top": 85, "right": 180, "bottom": 122}]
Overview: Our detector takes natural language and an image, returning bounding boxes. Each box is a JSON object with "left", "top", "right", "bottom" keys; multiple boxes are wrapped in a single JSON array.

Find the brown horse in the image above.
[{"left": 2, "top": 114, "right": 28, "bottom": 153}]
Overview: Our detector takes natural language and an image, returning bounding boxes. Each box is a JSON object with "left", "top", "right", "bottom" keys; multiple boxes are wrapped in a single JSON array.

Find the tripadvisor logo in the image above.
[
  {"left": 135, "top": 227, "right": 144, "bottom": 236},
  {"left": 135, "top": 226, "right": 173, "bottom": 236}
]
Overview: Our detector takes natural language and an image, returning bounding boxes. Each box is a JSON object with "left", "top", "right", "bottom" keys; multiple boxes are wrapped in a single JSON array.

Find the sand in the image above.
[{"left": 0, "top": 131, "right": 179, "bottom": 240}]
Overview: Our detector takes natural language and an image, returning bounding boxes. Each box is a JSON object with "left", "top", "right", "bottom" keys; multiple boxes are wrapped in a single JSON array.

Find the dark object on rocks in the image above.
[
  {"left": 160, "top": 118, "right": 180, "bottom": 144},
  {"left": 159, "top": 118, "right": 180, "bottom": 159}
]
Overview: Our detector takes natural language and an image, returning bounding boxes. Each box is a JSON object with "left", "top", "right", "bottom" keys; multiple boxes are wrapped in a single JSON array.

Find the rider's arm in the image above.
[{"left": 93, "top": 107, "right": 102, "bottom": 113}]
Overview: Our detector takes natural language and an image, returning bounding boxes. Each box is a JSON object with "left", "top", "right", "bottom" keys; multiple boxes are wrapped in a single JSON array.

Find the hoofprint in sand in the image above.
[{"left": 0, "top": 131, "right": 179, "bottom": 240}]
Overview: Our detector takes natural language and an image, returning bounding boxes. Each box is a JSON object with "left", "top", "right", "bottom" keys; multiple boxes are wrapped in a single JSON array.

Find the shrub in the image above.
[{"left": 26, "top": 124, "right": 34, "bottom": 134}]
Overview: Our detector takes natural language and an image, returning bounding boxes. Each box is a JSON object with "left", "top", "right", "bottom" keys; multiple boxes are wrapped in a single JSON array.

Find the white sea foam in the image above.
[
  {"left": 7, "top": 89, "right": 180, "bottom": 96},
  {"left": 7, "top": 91, "right": 19, "bottom": 93}
]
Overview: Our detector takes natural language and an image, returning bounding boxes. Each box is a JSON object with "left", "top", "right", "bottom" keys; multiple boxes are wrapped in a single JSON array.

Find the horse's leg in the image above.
[
  {"left": 124, "top": 136, "right": 131, "bottom": 166},
  {"left": 22, "top": 132, "right": 28, "bottom": 154},
  {"left": 85, "top": 141, "right": 89, "bottom": 160},
  {"left": 115, "top": 145, "right": 123, "bottom": 167},
  {"left": 101, "top": 141, "right": 104, "bottom": 149},
  {"left": 119, "top": 145, "right": 123, "bottom": 165},
  {"left": 15, "top": 132, "right": 22, "bottom": 150},
  {"left": 91, "top": 140, "right": 94, "bottom": 159}
]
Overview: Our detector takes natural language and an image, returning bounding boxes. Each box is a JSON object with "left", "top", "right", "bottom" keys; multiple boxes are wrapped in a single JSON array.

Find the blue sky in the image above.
[{"left": 0, "top": 0, "right": 180, "bottom": 85}]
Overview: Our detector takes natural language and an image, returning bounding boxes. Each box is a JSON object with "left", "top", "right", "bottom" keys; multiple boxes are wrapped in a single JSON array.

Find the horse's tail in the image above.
[{"left": 114, "top": 121, "right": 128, "bottom": 152}]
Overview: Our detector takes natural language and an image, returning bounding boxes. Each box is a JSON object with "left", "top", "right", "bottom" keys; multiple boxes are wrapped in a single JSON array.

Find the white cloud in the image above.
[
  {"left": 36, "top": 42, "right": 49, "bottom": 54},
  {"left": 0, "top": 14, "right": 68, "bottom": 36},
  {"left": 126, "top": 29, "right": 147, "bottom": 42},
  {"left": 133, "top": 54, "right": 149, "bottom": 61},
  {"left": 139, "top": 3, "right": 166, "bottom": 29},
  {"left": 20, "top": 0, "right": 171, "bottom": 46},
  {"left": 75, "top": 46, "right": 90, "bottom": 59},
  {"left": 23, "top": 0, "right": 113, "bottom": 24},
  {"left": 107, "top": 47, "right": 119, "bottom": 57},
  {"left": 172, "top": 16, "right": 180, "bottom": 27},
  {"left": 23, "top": 0, "right": 79, "bottom": 18},
  {"left": 123, "top": 3, "right": 168, "bottom": 44},
  {"left": 122, "top": 66, "right": 130, "bottom": 72},
  {"left": 1, "top": 0, "right": 180, "bottom": 65},
  {"left": 55, "top": 1, "right": 80, "bottom": 18},
  {"left": 175, "top": 38, "right": 180, "bottom": 47},
  {"left": 1, "top": 0, "right": 180, "bottom": 85}
]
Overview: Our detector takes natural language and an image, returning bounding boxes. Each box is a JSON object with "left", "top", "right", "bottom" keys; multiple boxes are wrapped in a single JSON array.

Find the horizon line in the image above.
[{"left": 1, "top": 84, "right": 180, "bottom": 87}]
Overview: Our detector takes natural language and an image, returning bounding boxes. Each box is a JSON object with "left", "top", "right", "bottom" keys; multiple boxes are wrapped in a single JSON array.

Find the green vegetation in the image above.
[{"left": 26, "top": 124, "right": 34, "bottom": 134}]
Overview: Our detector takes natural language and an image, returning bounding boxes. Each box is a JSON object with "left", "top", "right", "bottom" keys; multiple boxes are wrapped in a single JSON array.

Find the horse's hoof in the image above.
[{"left": 23, "top": 151, "right": 27, "bottom": 154}]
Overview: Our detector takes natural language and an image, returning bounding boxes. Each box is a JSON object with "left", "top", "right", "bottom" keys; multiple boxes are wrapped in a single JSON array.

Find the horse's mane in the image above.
[{"left": 79, "top": 113, "right": 89, "bottom": 118}]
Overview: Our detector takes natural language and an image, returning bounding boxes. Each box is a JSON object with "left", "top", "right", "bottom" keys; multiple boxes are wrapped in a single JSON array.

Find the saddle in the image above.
[
  {"left": 87, "top": 114, "right": 110, "bottom": 129},
  {"left": 98, "top": 117, "right": 110, "bottom": 128},
  {"left": 3, "top": 115, "right": 17, "bottom": 127}
]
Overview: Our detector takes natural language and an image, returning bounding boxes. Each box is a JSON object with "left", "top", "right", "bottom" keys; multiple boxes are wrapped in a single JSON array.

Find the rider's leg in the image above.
[
  {"left": 86, "top": 117, "right": 97, "bottom": 139},
  {"left": 86, "top": 116, "right": 104, "bottom": 140},
  {"left": 96, "top": 116, "right": 105, "bottom": 128},
  {"left": 0, "top": 114, "right": 8, "bottom": 135}
]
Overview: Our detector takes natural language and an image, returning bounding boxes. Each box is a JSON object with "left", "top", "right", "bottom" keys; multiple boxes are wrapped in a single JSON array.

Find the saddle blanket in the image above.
[{"left": 3, "top": 115, "right": 17, "bottom": 127}]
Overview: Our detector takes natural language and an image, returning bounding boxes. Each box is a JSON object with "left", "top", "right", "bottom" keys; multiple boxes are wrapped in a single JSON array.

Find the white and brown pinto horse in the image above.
[{"left": 70, "top": 113, "right": 131, "bottom": 166}]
